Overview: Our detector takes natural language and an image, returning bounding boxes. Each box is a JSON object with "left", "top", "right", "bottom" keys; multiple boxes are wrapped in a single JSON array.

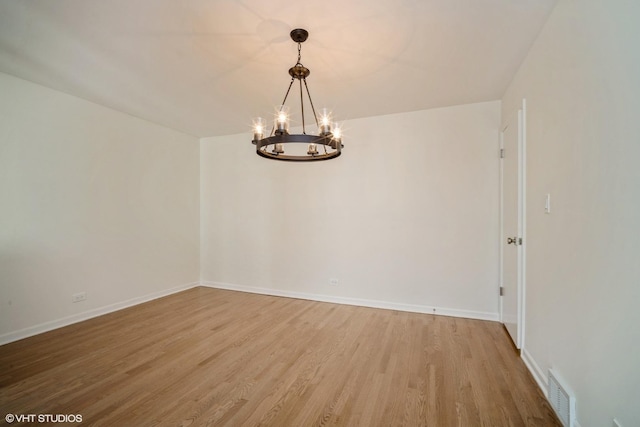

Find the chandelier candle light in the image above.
[{"left": 252, "top": 29, "right": 344, "bottom": 161}]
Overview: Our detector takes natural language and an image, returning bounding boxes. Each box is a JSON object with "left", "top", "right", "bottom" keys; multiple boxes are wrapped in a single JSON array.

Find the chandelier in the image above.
[{"left": 252, "top": 29, "right": 343, "bottom": 161}]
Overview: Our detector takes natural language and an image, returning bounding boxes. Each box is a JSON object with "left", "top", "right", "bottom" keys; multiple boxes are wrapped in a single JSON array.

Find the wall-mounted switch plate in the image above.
[{"left": 545, "top": 193, "right": 551, "bottom": 214}]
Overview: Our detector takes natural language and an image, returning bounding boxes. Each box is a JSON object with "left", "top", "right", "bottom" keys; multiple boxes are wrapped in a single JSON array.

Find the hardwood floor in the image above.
[{"left": 0, "top": 287, "right": 560, "bottom": 426}]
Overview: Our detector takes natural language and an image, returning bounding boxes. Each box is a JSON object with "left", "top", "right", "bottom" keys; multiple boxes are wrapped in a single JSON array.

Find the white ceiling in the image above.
[{"left": 0, "top": 0, "right": 557, "bottom": 138}]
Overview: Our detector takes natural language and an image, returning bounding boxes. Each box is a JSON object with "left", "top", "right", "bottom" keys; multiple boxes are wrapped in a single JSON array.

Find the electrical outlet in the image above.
[
  {"left": 329, "top": 278, "right": 339, "bottom": 286},
  {"left": 72, "top": 292, "right": 87, "bottom": 303}
]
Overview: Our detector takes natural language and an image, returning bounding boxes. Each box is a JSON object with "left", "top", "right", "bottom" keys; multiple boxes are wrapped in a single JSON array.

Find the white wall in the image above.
[
  {"left": 502, "top": 0, "right": 640, "bottom": 425},
  {"left": 0, "top": 72, "right": 200, "bottom": 341},
  {"left": 201, "top": 101, "right": 501, "bottom": 319}
]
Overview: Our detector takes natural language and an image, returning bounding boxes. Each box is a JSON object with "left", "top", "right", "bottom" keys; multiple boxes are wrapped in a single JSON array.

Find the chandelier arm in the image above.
[
  {"left": 301, "top": 78, "right": 326, "bottom": 153},
  {"left": 270, "top": 77, "right": 296, "bottom": 136},
  {"left": 279, "top": 77, "right": 296, "bottom": 108},
  {"left": 299, "top": 78, "right": 306, "bottom": 134},
  {"left": 302, "top": 78, "right": 320, "bottom": 129}
]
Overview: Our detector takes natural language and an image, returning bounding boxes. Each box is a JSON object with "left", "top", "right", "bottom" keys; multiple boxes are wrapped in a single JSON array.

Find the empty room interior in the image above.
[{"left": 1, "top": 0, "right": 639, "bottom": 426}]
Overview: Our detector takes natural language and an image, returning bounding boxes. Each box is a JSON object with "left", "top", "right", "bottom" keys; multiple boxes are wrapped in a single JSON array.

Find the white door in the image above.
[{"left": 500, "top": 103, "right": 525, "bottom": 349}]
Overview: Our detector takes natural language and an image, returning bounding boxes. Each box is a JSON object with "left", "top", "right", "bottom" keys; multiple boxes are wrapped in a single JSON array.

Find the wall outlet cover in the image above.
[{"left": 72, "top": 292, "right": 87, "bottom": 303}]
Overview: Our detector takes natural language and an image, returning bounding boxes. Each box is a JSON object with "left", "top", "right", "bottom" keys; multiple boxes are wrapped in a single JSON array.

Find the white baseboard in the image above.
[
  {"left": 521, "top": 347, "right": 548, "bottom": 397},
  {"left": 0, "top": 282, "right": 199, "bottom": 346},
  {"left": 1, "top": 281, "right": 499, "bottom": 346},
  {"left": 200, "top": 281, "right": 500, "bottom": 322}
]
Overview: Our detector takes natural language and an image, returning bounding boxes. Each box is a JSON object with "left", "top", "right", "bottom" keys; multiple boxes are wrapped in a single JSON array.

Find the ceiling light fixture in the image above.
[{"left": 252, "top": 29, "right": 343, "bottom": 161}]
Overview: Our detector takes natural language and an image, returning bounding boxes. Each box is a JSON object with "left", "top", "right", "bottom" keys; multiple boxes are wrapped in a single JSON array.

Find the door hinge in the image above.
[
  {"left": 518, "top": 237, "right": 523, "bottom": 245},
  {"left": 500, "top": 148, "right": 505, "bottom": 158},
  {"left": 500, "top": 286, "right": 504, "bottom": 296}
]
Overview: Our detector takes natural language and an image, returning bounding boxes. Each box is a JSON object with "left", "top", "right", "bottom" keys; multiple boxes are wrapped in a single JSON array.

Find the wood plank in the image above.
[{"left": 0, "top": 287, "right": 561, "bottom": 426}]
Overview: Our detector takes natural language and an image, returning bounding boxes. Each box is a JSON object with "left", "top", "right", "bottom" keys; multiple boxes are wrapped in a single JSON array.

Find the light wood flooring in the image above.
[{"left": 0, "top": 287, "right": 560, "bottom": 426}]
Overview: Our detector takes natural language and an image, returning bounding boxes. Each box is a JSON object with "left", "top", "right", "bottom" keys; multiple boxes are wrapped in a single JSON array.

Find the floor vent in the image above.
[{"left": 548, "top": 369, "right": 575, "bottom": 427}]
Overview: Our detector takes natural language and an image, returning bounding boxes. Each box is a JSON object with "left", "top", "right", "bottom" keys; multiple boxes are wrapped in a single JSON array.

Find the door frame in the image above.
[{"left": 499, "top": 98, "right": 527, "bottom": 350}]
